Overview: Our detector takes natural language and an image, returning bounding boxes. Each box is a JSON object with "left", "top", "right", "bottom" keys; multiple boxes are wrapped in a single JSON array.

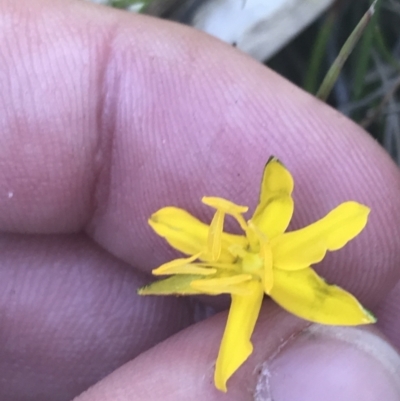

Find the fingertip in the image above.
[
  {"left": 264, "top": 325, "right": 400, "bottom": 401},
  {"left": 0, "top": 233, "right": 193, "bottom": 400},
  {"left": 73, "top": 303, "right": 400, "bottom": 401},
  {"left": 73, "top": 304, "right": 307, "bottom": 401},
  {"left": 376, "top": 280, "right": 400, "bottom": 351}
]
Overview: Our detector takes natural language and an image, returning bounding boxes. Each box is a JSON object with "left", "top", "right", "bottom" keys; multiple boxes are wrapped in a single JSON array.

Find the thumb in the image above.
[{"left": 74, "top": 303, "right": 400, "bottom": 401}]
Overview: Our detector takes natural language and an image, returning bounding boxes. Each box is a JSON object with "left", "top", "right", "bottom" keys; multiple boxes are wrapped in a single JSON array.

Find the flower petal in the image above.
[
  {"left": 251, "top": 157, "right": 294, "bottom": 238},
  {"left": 214, "top": 280, "right": 264, "bottom": 392},
  {"left": 272, "top": 202, "right": 370, "bottom": 270},
  {"left": 148, "top": 207, "right": 247, "bottom": 262},
  {"left": 138, "top": 275, "right": 203, "bottom": 295},
  {"left": 190, "top": 274, "right": 253, "bottom": 295},
  {"left": 270, "top": 267, "right": 376, "bottom": 325}
]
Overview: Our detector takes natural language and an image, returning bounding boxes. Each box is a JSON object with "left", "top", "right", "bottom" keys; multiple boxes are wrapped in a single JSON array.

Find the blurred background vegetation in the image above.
[
  {"left": 106, "top": 0, "right": 400, "bottom": 164},
  {"left": 269, "top": 0, "right": 400, "bottom": 164}
]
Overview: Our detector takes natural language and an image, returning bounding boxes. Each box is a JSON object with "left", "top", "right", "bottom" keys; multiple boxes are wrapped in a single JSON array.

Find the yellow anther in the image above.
[
  {"left": 202, "top": 197, "right": 248, "bottom": 214},
  {"left": 202, "top": 197, "right": 249, "bottom": 233},
  {"left": 153, "top": 252, "right": 203, "bottom": 275},
  {"left": 246, "top": 222, "right": 274, "bottom": 293},
  {"left": 208, "top": 210, "right": 224, "bottom": 261},
  {"left": 228, "top": 244, "right": 247, "bottom": 258},
  {"left": 261, "top": 243, "right": 273, "bottom": 294}
]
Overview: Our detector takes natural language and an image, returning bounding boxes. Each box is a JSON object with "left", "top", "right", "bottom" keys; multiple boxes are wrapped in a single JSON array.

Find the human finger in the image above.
[
  {"left": 74, "top": 302, "right": 400, "bottom": 401},
  {"left": 376, "top": 280, "right": 400, "bottom": 350},
  {"left": 1, "top": 0, "right": 400, "bottom": 322},
  {"left": 0, "top": 233, "right": 193, "bottom": 401}
]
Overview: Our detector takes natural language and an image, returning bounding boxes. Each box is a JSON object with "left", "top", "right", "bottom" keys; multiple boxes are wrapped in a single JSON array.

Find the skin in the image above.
[{"left": 1, "top": 0, "right": 400, "bottom": 400}]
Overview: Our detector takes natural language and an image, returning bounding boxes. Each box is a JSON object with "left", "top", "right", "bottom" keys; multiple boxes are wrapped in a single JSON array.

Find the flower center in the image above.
[
  {"left": 228, "top": 244, "right": 264, "bottom": 277},
  {"left": 241, "top": 252, "right": 264, "bottom": 275},
  {"left": 205, "top": 202, "right": 274, "bottom": 293}
]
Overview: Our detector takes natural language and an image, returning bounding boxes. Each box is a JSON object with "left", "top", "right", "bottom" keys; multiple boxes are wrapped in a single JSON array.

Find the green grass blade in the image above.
[{"left": 316, "top": 0, "right": 378, "bottom": 102}]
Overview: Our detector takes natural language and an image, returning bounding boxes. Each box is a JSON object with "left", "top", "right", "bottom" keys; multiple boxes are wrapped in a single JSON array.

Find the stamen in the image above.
[
  {"left": 203, "top": 196, "right": 249, "bottom": 233},
  {"left": 261, "top": 243, "right": 273, "bottom": 294},
  {"left": 228, "top": 244, "right": 247, "bottom": 258},
  {"left": 202, "top": 197, "right": 248, "bottom": 214},
  {"left": 196, "top": 262, "right": 239, "bottom": 271},
  {"left": 234, "top": 213, "right": 249, "bottom": 232},
  {"left": 245, "top": 221, "right": 262, "bottom": 252},
  {"left": 247, "top": 222, "right": 274, "bottom": 293},
  {"left": 153, "top": 252, "right": 202, "bottom": 275},
  {"left": 208, "top": 210, "right": 224, "bottom": 261}
]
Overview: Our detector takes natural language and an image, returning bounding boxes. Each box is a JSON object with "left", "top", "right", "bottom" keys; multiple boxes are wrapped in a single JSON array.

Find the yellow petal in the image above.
[
  {"left": 152, "top": 253, "right": 217, "bottom": 276},
  {"left": 190, "top": 274, "right": 253, "bottom": 295},
  {"left": 272, "top": 202, "right": 370, "bottom": 270},
  {"left": 270, "top": 267, "right": 376, "bottom": 325},
  {"left": 138, "top": 275, "right": 203, "bottom": 295},
  {"left": 148, "top": 207, "right": 247, "bottom": 262},
  {"left": 149, "top": 207, "right": 207, "bottom": 254},
  {"left": 214, "top": 280, "right": 264, "bottom": 392},
  {"left": 251, "top": 157, "right": 294, "bottom": 238}
]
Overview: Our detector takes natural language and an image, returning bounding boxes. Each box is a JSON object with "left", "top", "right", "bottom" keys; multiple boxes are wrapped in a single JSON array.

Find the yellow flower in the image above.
[{"left": 138, "top": 157, "right": 375, "bottom": 392}]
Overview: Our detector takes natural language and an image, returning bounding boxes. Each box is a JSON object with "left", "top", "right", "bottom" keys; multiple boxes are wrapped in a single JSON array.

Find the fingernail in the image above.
[{"left": 254, "top": 325, "right": 400, "bottom": 401}]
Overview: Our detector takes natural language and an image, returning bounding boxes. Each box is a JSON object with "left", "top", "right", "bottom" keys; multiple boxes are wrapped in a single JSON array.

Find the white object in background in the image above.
[
  {"left": 85, "top": 0, "right": 335, "bottom": 62},
  {"left": 193, "top": 0, "right": 335, "bottom": 61},
  {"left": 87, "top": 0, "right": 110, "bottom": 4}
]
